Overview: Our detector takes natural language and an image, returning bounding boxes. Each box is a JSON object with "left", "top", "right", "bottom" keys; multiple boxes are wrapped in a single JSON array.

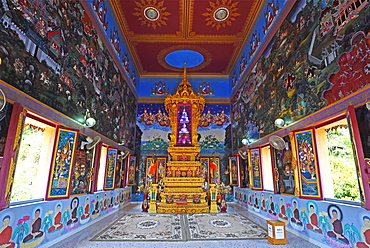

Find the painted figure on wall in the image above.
[
  {"left": 22, "top": 209, "right": 44, "bottom": 243},
  {"left": 82, "top": 198, "right": 90, "bottom": 219},
  {"left": 0, "top": 215, "right": 15, "bottom": 248},
  {"left": 278, "top": 199, "right": 288, "bottom": 220},
  {"left": 47, "top": 204, "right": 63, "bottom": 233},
  {"left": 66, "top": 197, "right": 79, "bottom": 226},
  {"left": 92, "top": 195, "right": 100, "bottom": 215},
  {"left": 268, "top": 196, "right": 276, "bottom": 216},
  {"left": 306, "top": 203, "right": 322, "bottom": 233},
  {"left": 356, "top": 216, "right": 370, "bottom": 248},
  {"left": 290, "top": 201, "right": 302, "bottom": 226},
  {"left": 326, "top": 206, "right": 349, "bottom": 245}
]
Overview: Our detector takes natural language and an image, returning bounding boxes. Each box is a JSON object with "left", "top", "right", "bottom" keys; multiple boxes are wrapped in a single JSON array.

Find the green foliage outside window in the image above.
[
  {"left": 11, "top": 126, "right": 43, "bottom": 202},
  {"left": 326, "top": 127, "right": 360, "bottom": 202}
]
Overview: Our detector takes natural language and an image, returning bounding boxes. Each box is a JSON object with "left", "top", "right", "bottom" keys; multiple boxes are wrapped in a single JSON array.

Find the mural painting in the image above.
[
  {"left": 250, "top": 148, "right": 262, "bottom": 190},
  {"left": 294, "top": 129, "right": 321, "bottom": 198},
  {"left": 128, "top": 156, "right": 136, "bottom": 186},
  {"left": 229, "top": 156, "right": 238, "bottom": 186},
  {"left": 71, "top": 137, "right": 95, "bottom": 195},
  {"left": 272, "top": 135, "right": 296, "bottom": 195},
  {"left": 104, "top": 148, "right": 117, "bottom": 190},
  {"left": 0, "top": 188, "right": 130, "bottom": 247},
  {"left": 47, "top": 128, "right": 78, "bottom": 199},
  {"left": 231, "top": 0, "right": 370, "bottom": 150},
  {"left": 235, "top": 187, "right": 370, "bottom": 247},
  {"left": 137, "top": 103, "right": 230, "bottom": 154},
  {"left": 0, "top": 0, "right": 137, "bottom": 149}
]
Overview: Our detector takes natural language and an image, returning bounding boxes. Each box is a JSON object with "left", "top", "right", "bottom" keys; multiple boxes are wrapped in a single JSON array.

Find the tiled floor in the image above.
[{"left": 48, "top": 203, "right": 323, "bottom": 248}]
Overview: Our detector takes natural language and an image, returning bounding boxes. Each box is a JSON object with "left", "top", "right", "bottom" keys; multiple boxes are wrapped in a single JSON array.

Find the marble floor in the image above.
[{"left": 49, "top": 203, "right": 323, "bottom": 248}]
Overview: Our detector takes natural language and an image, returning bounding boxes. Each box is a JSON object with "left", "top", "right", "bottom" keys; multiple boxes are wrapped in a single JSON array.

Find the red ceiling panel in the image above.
[{"left": 110, "top": 0, "right": 261, "bottom": 77}]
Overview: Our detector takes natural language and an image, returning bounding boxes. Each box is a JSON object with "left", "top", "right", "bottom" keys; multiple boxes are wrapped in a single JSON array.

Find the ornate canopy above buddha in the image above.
[{"left": 164, "top": 65, "right": 205, "bottom": 156}]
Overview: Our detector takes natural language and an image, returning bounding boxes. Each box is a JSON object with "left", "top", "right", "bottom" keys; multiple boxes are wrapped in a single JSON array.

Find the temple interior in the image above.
[{"left": 0, "top": 0, "right": 370, "bottom": 247}]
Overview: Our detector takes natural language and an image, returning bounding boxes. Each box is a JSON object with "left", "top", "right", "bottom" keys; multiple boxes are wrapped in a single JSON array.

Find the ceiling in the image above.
[{"left": 110, "top": 0, "right": 263, "bottom": 78}]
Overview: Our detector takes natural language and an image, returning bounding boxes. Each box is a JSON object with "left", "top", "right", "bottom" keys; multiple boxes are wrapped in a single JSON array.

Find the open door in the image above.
[{"left": 0, "top": 103, "right": 25, "bottom": 210}]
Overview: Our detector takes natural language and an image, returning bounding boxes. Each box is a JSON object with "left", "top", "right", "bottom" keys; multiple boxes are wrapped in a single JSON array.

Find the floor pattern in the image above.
[
  {"left": 186, "top": 213, "right": 267, "bottom": 240},
  {"left": 49, "top": 203, "right": 323, "bottom": 248},
  {"left": 92, "top": 212, "right": 267, "bottom": 242}
]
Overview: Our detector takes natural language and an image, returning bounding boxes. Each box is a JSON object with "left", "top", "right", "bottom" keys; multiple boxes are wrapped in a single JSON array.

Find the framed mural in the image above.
[
  {"left": 146, "top": 157, "right": 166, "bottom": 182},
  {"left": 128, "top": 156, "right": 136, "bottom": 186},
  {"left": 104, "top": 148, "right": 117, "bottom": 190},
  {"left": 271, "top": 135, "right": 297, "bottom": 195},
  {"left": 249, "top": 148, "right": 263, "bottom": 190},
  {"left": 229, "top": 156, "right": 238, "bottom": 186},
  {"left": 200, "top": 157, "right": 209, "bottom": 181},
  {"left": 238, "top": 152, "right": 249, "bottom": 188},
  {"left": 348, "top": 105, "right": 368, "bottom": 209},
  {"left": 46, "top": 127, "right": 78, "bottom": 200},
  {"left": 293, "top": 128, "right": 322, "bottom": 199},
  {"left": 114, "top": 151, "right": 126, "bottom": 189},
  {"left": 70, "top": 145, "right": 95, "bottom": 195},
  {"left": 210, "top": 157, "right": 220, "bottom": 184}
]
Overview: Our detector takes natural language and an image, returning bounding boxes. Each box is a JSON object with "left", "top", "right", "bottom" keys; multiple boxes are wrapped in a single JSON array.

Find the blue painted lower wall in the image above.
[
  {"left": 0, "top": 187, "right": 131, "bottom": 248},
  {"left": 234, "top": 187, "right": 369, "bottom": 248}
]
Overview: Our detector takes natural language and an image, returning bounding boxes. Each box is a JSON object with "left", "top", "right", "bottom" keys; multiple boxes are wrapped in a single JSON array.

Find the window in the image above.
[
  {"left": 316, "top": 119, "right": 360, "bottom": 202},
  {"left": 261, "top": 146, "right": 274, "bottom": 191},
  {"left": 97, "top": 145, "right": 108, "bottom": 191},
  {"left": 11, "top": 116, "right": 55, "bottom": 203}
]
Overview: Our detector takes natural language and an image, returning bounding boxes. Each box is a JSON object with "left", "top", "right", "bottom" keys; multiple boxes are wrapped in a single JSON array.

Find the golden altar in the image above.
[{"left": 153, "top": 65, "right": 212, "bottom": 213}]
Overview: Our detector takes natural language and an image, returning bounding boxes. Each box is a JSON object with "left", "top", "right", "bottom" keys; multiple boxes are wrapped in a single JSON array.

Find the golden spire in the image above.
[
  {"left": 183, "top": 62, "right": 187, "bottom": 81},
  {"left": 175, "top": 62, "right": 192, "bottom": 96}
]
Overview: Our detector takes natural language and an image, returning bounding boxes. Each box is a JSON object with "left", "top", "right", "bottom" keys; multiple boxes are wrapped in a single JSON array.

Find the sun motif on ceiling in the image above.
[
  {"left": 133, "top": 0, "right": 171, "bottom": 29},
  {"left": 202, "top": 0, "right": 240, "bottom": 30}
]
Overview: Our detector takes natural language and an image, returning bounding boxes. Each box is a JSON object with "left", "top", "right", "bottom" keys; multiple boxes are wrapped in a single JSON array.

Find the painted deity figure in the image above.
[
  {"left": 187, "top": 168, "right": 192, "bottom": 177},
  {"left": 268, "top": 196, "right": 276, "bottom": 215},
  {"left": 82, "top": 198, "right": 90, "bottom": 219},
  {"left": 290, "top": 201, "right": 302, "bottom": 225},
  {"left": 196, "top": 167, "right": 201, "bottom": 177},
  {"left": 67, "top": 199, "right": 79, "bottom": 226},
  {"left": 326, "top": 209, "right": 349, "bottom": 244},
  {"left": 261, "top": 195, "right": 266, "bottom": 211},
  {"left": 166, "top": 195, "right": 174, "bottom": 204},
  {"left": 166, "top": 167, "right": 172, "bottom": 177},
  {"left": 175, "top": 168, "right": 181, "bottom": 177},
  {"left": 278, "top": 199, "right": 287, "bottom": 219},
  {"left": 0, "top": 215, "right": 15, "bottom": 248},
  {"left": 357, "top": 216, "right": 370, "bottom": 248},
  {"left": 306, "top": 205, "right": 322, "bottom": 233},
  {"left": 48, "top": 204, "right": 63, "bottom": 232},
  {"left": 92, "top": 195, "right": 100, "bottom": 214},
  {"left": 23, "top": 209, "right": 44, "bottom": 243},
  {"left": 193, "top": 194, "right": 201, "bottom": 204}
]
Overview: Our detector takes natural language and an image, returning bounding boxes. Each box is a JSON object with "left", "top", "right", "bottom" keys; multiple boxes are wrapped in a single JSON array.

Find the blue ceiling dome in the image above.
[{"left": 165, "top": 50, "right": 204, "bottom": 68}]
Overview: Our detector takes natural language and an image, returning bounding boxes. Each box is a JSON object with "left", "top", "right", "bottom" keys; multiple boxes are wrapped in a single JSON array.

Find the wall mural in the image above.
[
  {"left": 89, "top": 0, "right": 138, "bottom": 87},
  {"left": 235, "top": 187, "right": 370, "bottom": 247},
  {"left": 272, "top": 135, "right": 296, "bottom": 195},
  {"left": 0, "top": 0, "right": 137, "bottom": 149},
  {"left": 47, "top": 127, "right": 78, "bottom": 200},
  {"left": 231, "top": 0, "right": 370, "bottom": 150},
  {"left": 231, "top": 0, "right": 285, "bottom": 87},
  {"left": 137, "top": 103, "right": 230, "bottom": 153},
  {"left": 0, "top": 188, "right": 131, "bottom": 247}
]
